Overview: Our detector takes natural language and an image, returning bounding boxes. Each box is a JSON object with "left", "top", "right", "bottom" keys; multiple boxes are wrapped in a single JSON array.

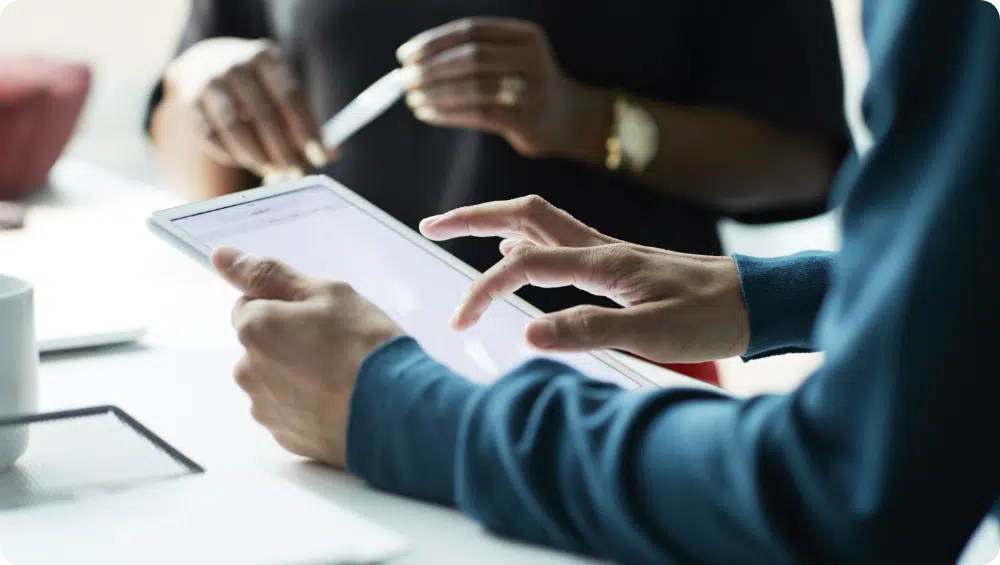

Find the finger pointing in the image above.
[{"left": 450, "top": 244, "right": 611, "bottom": 330}]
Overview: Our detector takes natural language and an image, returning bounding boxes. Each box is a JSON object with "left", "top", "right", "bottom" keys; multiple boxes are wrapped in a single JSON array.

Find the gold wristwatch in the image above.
[{"left": 605, "top": 94, "right": 658, "bottom": 174}]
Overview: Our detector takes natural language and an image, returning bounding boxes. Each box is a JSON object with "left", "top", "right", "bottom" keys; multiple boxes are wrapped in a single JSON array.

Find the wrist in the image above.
[
  {"left": 554, "top": 81, "right": 614, "bottom": 166},
  {"left": 347, "top": 337, "right": 480, "bottom": 506},
  {"left": 720, "top": 257, "right": 752, "bottom": 358}
]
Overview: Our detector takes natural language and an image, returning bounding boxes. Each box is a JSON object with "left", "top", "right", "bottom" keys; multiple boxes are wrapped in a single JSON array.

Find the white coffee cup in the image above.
[{"left": 0, "top": 274, "right": 38, "bottom": 470}]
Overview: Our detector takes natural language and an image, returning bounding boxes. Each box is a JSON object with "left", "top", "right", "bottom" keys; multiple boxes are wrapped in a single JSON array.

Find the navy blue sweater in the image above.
[{"left": 345, "top": 1, "right": 1000, "bottom": 563}]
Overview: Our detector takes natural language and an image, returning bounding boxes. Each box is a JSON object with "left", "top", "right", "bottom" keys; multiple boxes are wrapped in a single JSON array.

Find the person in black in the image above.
[{"left": 147, "top": 0, "right": 847, "bottom": 317}]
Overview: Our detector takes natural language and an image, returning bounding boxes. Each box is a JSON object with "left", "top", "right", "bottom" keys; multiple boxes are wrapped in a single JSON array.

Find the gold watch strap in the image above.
[{"left": 605, "top": 95, "right": 626, "bottom": 171}]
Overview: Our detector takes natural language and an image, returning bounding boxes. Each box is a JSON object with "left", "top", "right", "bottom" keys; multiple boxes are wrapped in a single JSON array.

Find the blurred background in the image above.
[
  {"left": 0, "top": 0, "right": 837, "bottom": 393},
  {"left": 0, "top": 0, "right": 186, "bottom": 183}
]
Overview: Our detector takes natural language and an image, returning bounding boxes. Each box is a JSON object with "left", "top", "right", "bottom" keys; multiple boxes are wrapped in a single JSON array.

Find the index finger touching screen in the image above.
[{"left": 169, "top": 184, "right": 643, "bottom": 389}]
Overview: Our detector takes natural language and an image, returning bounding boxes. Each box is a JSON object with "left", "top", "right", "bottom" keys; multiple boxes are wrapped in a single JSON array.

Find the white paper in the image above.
[{"left": 0, "top": 473, "right": 409, "bottom": 565}]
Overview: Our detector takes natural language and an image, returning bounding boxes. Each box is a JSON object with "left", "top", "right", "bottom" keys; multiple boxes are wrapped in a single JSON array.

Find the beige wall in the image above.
[
  {"left": 0, "top": 0, "right": 187, "bottom": 82},
  {"left": 0, "top": 0, "right": 191, "bottom": 178}
]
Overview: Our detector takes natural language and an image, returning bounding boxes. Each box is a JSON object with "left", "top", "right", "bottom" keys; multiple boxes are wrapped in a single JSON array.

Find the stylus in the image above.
[{"left": 320, "top": 68, "right": 406, "bottom": 150}]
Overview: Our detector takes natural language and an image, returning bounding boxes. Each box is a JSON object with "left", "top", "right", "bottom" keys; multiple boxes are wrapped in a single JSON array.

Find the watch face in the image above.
[{"left": 618, "top": 101, "right": 658, "bottom": 173}]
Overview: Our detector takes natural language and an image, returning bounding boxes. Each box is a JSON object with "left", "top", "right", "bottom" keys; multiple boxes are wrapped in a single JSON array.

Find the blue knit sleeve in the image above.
[
  {"left": 733, "top": 251, "right": 833, "bottom": 360},
  {"left": 346, "top": 3, "right": 1000, "bottom": 564}
]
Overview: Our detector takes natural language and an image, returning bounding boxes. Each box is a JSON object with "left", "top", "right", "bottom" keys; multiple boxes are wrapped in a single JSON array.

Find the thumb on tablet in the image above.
[{"left": 211, "top": 247, "right": 310, "bottom": 301}]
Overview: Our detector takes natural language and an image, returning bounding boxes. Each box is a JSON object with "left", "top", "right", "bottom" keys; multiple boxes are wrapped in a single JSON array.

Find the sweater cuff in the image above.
[
  {"left": 734, "top": 252, "right": 833, "bottom": 360},
  {"left": 346, "top": 336, "right": 482, "bottom": 506}
]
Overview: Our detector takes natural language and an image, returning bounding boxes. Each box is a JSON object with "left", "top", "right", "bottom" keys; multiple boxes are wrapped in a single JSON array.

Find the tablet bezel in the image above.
[{"left": 148, "top": 175, "right": 658, "bottom": 390}]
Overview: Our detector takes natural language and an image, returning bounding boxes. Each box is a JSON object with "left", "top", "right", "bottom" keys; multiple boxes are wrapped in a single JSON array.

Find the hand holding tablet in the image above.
[
  {"left": 208, "top": 247, "right": 405, "bottom": 467},
  {"left": 147, "top": 175, "right": 653, "bottom": 390}
]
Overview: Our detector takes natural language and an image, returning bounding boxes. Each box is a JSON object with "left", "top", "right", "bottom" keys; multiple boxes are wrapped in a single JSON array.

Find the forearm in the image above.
[
  {"left": 149, "top": 83, "right": 253, "bottom": 200},
  {"left": 350, "top": 315, "right": 995, "bottom": 565},
  {"left": 559, "top": 84, "right": 839, "bottom": 213}
]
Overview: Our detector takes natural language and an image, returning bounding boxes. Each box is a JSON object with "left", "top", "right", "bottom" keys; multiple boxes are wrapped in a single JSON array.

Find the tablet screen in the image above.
[{"left": 171, "top": 185, "right": 641, "bottom": 389}]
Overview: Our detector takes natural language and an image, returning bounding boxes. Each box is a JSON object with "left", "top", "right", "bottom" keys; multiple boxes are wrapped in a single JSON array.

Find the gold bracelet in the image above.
[
  {"left": 605, "top": 95, "right": 626, "bottom": 171},
  {"left": 605, "top": 136, "right": 623, "bottom": 170}
]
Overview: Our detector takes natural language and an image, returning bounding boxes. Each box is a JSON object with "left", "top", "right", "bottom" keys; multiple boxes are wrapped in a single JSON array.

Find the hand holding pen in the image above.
[{"left": 164, "top": 38, "right": 337, "bottom": 182}]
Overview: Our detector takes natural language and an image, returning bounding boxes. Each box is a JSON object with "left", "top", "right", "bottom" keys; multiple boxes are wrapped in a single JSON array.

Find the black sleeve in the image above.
[
  {"left": 694, "top": 0, "right": 851, "bottom": 223},
  {"left": 143, "top": 0, "right": 271, "bottom": 134},
  {"left": 696, "top": 0, "right": 848, "bottom": 147}
]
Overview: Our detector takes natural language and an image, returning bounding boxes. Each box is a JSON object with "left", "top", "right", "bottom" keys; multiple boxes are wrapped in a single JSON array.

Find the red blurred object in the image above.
[
  {"left": 625, "top": 353, "right": 723, "bottom": 388},
  {"left": 660, "top": 361, "right": 721, "bottom": 387},
  {"left": 0, "top": 56, "right": 91, "bottom": 199}
]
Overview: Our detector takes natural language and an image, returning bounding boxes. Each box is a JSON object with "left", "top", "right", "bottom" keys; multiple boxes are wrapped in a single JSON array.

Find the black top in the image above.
[{"left": 151, "top": 0, "right": 847, "bottom": 313}]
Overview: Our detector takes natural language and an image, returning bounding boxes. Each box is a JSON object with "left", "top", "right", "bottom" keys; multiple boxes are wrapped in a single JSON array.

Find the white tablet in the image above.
[{"left": 147, "top": 175, "right": 655, "bottom": 390}]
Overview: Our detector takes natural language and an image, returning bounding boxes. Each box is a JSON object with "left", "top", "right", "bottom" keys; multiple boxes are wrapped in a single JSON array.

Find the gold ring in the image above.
[{"left": 496, "top": 75, "right": 526, "bottom": 107}]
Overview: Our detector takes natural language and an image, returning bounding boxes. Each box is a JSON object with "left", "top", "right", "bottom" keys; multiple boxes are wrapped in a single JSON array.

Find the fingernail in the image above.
[
  {"left": 419, "top": 215, "right": 443, "bottom": 230},
  {"left": 396, "top": 39, "right": 423, "bottom": 64},
  {"left": 450, "top": 309, "right": 479, "bottom": 331},
  {"left": 414, "top": 106, "right": 437, "bottom": 122},
  {"left": 304, "top": 140, "right": 329, "bottom": 169},
  {"left": 264, "top": 167, "right": 305, "bottom": 184},
  {"left": 529, "top": 319, "right": 558, "bottom": 348},
  {"left": 405, "top": 90, "right": 428, "bottom": 109},
  {"left": 399, "top": 66, "right": 423, "bottom": 88},
  {"left": 448, "top": 310, "right": 464, "bottom": 330},
  {"left": 499, "top": 239, "right": 519, "bottom": 255},
  {"left": 212, "top": 247, "right": 245, "bottom": 270}
]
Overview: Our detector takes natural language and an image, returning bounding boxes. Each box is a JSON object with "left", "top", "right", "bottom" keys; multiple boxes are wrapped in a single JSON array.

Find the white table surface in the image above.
[{"left": 1, "top": 159, "right": 709, "bottom": 565}]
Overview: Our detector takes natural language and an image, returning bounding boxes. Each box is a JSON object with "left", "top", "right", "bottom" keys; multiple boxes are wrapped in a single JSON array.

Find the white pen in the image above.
[
  {"left": 320, "top": 67, "right": 407, "bottom": 150},
  {"left": 265, "top": 68, "right": 407, "bottom": 185}
]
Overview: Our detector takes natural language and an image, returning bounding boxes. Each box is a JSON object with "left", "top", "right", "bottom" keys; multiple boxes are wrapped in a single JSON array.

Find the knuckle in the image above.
[
  {"left": 233, "top": 62, "right": 255, "bottom": 79},
  {"left": 208, "top": 70, "right": 229, "bottom": 87},
  {"left": 469, "top": 105, "right": 489, "bottom": 122},
  {"left": 235, "top": 320, "right": 260, "bottom": 347},
  {"left": 233, "top": 357, "right": 253, "bottom": 386},
  {"left": 467, "top": 43, "right": 486, "bottom": 64},
  {"left": 520, "top": 194, "right": 553, "bottom": 218},
  {"left": 272, "top": 433, "right": 306, "bottom": 457},
  {"left": 604, "top": 242, "right": 635, "bottom": 257},
  {"left": 525, "top": 23, "right": 547, "bottom": 45},
  {"left": 203, "top": 77, "right": 229, "bottom": 99},
  {"left": 601, "top": 245, "right": 644, "bottom": 291},
  {"left": 237, "top": 307, "right": 279, "bottom": 347},
  {"left": 457, "top": 18, "right": 478, "bottom": 39},
  {"left": 256, "top": 103, "right": 279, "bottom": 123},
  {"left": 571, "top": 308, "right": 608, "bottom": 343},
  {"left": 465, "top": 78, "right": 485, "bottom": 98},
  {"left": 220, "top": 65, "right": 244, "bottom": 85},
  {"left": 480, "top": 76, "right": 496, "bottom": 97},
  {"left": 248, "top": 39, "right": 281, "bottom": 61},
  {"left": 250, "top": 38, "right": 277, "bottom": 51},
  {"left": 190, "top": 109, "right": 215, "bottom": 136},
  {"left": 609, "top": 243, "right": 643, "bottom": 268},
  {"left": 246, "top": 258, "right": 282, "bottom": 291},
  {"left": 506, "top": 242, "right": 536, "bottom": 260},
  {"left": 250, "top": 46, "right": 278, "bottom": 68},
  {"left": 479, "top": 106, "right": 501, "bottom": 122},
  {"left": 250, "top": 404, "right": 268, "bottom": 425},
  {"left": 322, "top": 280, "right": 354, "bottom": 297},
  {"left": 234, "top": 368, "right": 253, "bottom": 392}
]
